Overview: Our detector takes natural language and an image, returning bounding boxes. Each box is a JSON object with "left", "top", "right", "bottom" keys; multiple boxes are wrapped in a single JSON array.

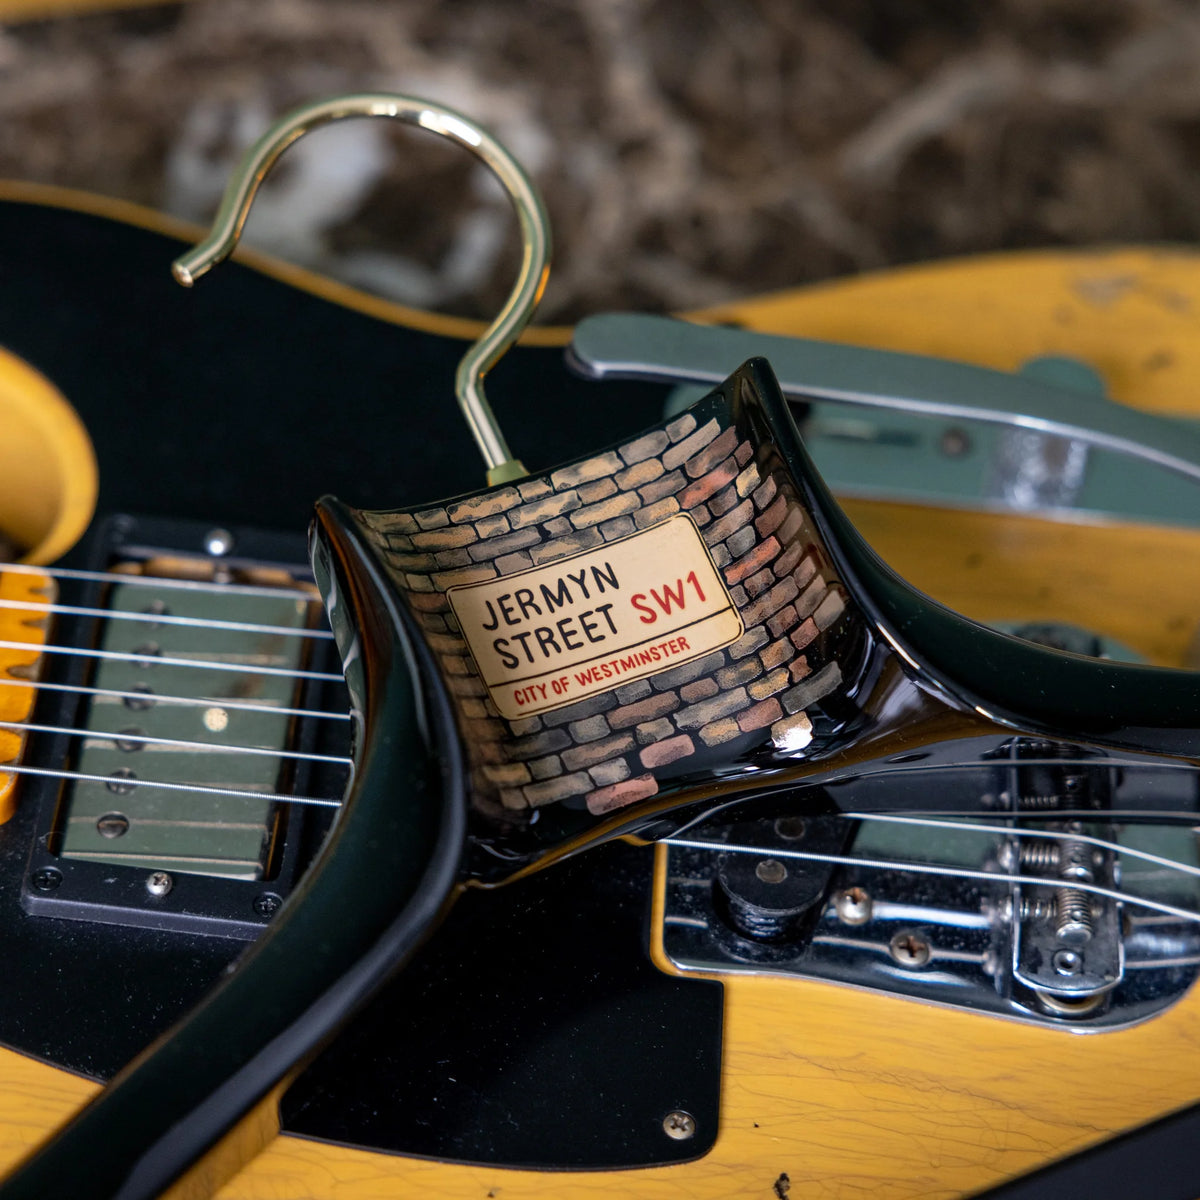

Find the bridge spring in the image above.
[
  {"left": 1018, "top": 896, "right": 1057, "bottom": 922},
  {"left": 1017, "top": 793, "right": 1061, "bottom": 810},
  {"left": 1018, "top": 841, "right": 1061, "bottom": 871}
]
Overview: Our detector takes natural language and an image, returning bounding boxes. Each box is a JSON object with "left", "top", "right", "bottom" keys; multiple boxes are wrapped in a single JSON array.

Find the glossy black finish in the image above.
[
  {"left": 758, "top": 360, "right": 1200, "bottom": 756},
  {"left": 343, "top": 359, "right": 1198, "bottom": 883},
  {"left": 0, "top": 504, "right": 469, "bottom": 1199},
  {"left": 0, "top": 198, "right": 668, "bottom": 541},
  {"left": 284, "top": 840, "right": 722, "bottom": 1169}
]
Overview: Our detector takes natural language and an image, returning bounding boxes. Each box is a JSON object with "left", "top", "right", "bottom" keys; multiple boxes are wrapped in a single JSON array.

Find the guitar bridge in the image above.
[{"left": 660, "top": 737, "right": 1200, "bottom": 1029}]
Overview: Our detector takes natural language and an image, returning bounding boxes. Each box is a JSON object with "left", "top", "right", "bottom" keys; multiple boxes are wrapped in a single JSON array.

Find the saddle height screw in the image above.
[
  {"left": 889, "top": 931, "right": 932, "bottom": 968},
  {"left": 836, "top": 887, "right": 873, "bottom": 925},
  {"left": 146, "top": 871, "right": 173, "bottom": 898},
  {"left": 662, "top": 1111, "right": 696, "bottom": 1141},
  {"left": 96, "top": 813, "right": 130, "bottom": 839}
]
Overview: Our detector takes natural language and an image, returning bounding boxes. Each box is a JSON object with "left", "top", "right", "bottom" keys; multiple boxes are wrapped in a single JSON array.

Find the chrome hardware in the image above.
[
  {"left": 203, "top": 527, "right": 234, "bottom": 557},
  {"left": 1008, "top": 749, "right": 1124, "bottom": 1010},
  {"left": 660, "top": 738, "right": 1200, "bottom": 1031},
  {"left": 568, "top": 313, "right": 1200, "bottom": 528},
  {"left": 662, "top": 1111, "right": 696, "bottom": 1141},
  {"left": 835, "top": 886, "right": 872, "bottom": 925},
  {"left": 145, "top": 870, "right": 173, "bottom": 897},
  {"left": 570, "top": 313, "right": 1200, "bottom": 489},
  {"left": 889, "top": 931, "right": 932, "bottom": 968},
  {"left": 173, "top": 93, "right": 551, "bottom": 487},
  {"left": 1017, "top": 841, "right": 1060, "bottom": 871}
]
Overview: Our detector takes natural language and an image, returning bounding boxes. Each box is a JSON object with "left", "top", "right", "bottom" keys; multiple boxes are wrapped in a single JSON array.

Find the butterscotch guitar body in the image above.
[{"left": 0, "top": 196, "right": 1198, "bottom": 1198}]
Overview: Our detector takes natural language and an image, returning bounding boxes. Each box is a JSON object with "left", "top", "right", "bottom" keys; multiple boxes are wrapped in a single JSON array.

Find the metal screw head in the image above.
[
  {"left": 1053, "top": 948, "right": 1083, "bottom": 976},
  {"left": 123, "top": 683, "right": 155, "bottom": 711},
  {"left": 662, "top": 1110, "right": 696, "bottom": 1140},
  {"left": 204, "top": 527, "right": 235, "bottom": 557},
  {"left": 114, "top": 728, "right": 146, "bottom": 753},
  {"left": 755, "top": 858, "right": 787, "bottom": 884},
  {"left": 835, "top": 886, "right": 872, "bottom": 926},
  {"left": 889, "top": 931, "right": 932, "bottom": 968},
  {"left": 31, "top": 867, "right": 62, "bottom": 892},
  {"left": 106, "top": 768, "right": 138, "bottom": 796},
  {"left": 96, "top": 813, "right": 130, "bottom": 839},
  {"left": 146, "top": 871, "right": 173, "bottom": 897},
  {"left": 131, "top": 642, "right": 162, "bottom": 669},
  {"left": 253, "top": 892, "right": 282, "bottom": 918}
]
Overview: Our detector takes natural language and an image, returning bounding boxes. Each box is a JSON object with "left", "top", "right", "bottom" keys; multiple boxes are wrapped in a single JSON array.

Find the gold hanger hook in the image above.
[{"left": 172, "top": 92, "right": 551, "bottom": 486}]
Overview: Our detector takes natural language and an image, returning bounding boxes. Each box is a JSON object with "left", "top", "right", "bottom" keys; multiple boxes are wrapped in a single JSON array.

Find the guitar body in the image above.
[{"left": 0, "top": 182, "right": 1198, "bottom": 1198}]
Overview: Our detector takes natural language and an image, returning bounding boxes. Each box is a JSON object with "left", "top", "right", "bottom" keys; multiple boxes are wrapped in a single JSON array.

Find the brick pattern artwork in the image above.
[{"left": 357, "top": 396, "right": 855, "bottom": 819}]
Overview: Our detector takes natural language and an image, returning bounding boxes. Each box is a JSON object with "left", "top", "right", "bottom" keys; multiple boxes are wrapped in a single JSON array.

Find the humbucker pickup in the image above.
[{"left": 8, "top": 517, "right": 351, "bottom": 939}]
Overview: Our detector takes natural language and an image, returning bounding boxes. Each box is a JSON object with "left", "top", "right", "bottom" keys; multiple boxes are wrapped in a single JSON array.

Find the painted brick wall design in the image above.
[{"left": 358, "top": 399, "right": 855, "bottom": 819}]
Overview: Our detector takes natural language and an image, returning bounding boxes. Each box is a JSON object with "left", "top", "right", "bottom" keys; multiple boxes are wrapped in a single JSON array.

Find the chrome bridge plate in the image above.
[{"left": 661, "top": 815, "right": 1200, "bottom": 1030}]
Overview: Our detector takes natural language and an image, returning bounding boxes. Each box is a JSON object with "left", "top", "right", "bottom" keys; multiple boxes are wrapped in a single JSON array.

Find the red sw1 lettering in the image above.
[{"left": 630, "top": 570, "right": 707, "bottom": 624}]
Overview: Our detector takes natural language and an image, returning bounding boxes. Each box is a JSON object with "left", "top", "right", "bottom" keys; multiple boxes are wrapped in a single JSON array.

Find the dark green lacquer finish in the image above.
[{"left": 0, "top": 506, "right": 468, "bottom": 1200}]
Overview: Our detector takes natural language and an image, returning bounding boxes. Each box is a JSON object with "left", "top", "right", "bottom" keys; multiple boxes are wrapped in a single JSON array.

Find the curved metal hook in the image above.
[{"left": 172, "top": 92, "right": 551, "bottom": 485}]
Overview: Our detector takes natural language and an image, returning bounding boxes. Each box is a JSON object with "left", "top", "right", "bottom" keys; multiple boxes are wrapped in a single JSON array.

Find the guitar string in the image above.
[
  {"left": 5, "top": 568, "right": 1197, "bottom": 891},
  {"left": 0, "top": 675, "right": 351, "bottom": 722},
  {"left": 843, "top": 811, "right": 1200, "bottom": 881},
  {"left": 0, "top": 718, "right": 352, "bottom": 766},
  {"left": 0, "top": 761, "right": 343, "bottom": 807},
  {"left": 0, "top": 561, "right": 318, "bottom": 601},
  {"left": 0, "top": 597, "right": 335, "bottom": 640},
  {"left": 3, "top": 699, "right": 1194, "bottom": 833},
  {"left": 0, "top": 638, "right": 344, "bottom": 682},
  {"left": 4, "top": 757, "right": 1196, "bottom": 908},
  {"left": 664, "top": 837, "right": 1200, "bottom": 924},
  {"left": 665, "top": 810, "right": 1200, "bottom": 901},
  {"left": 3, "top": 756, "right": 1197, "bottom": 898}
]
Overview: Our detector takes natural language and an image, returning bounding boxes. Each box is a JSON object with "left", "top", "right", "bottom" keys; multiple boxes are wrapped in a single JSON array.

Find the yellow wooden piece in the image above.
[
  {"left": 841, "top": 501, "right": 1200, "bottom": 669},
  {"left": 696, "top": 247, "right": 1200, "bottom": 417},
  {"left": 0, "top": 344, "right": 96, "bottom": 564},
  {"left": 0, "top": 569, "right": 53, "bottom": 821}
]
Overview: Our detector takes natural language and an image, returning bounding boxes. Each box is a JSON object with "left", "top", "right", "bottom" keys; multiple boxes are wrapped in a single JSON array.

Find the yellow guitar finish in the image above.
[
  {"left": 0, "top": 199, "right": 1198, "bottom": 1197},
  {"left": 0, "top": 344, "right": 96, "bottom": 565}
]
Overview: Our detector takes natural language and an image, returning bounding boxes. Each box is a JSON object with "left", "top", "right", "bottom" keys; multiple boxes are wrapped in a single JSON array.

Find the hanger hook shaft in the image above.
[{"left": 172, "top": 93, "right": 551, "bottom": 485}]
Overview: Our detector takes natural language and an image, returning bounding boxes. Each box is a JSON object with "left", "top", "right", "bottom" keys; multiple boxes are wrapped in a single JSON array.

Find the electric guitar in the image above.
[{"left": 0, "top": 174, "right": 1199, "bottom": 1200}]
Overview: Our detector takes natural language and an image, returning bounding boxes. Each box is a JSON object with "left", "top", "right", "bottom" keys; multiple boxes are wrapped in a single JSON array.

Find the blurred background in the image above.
[{"left": 1, "top": 0, "right": 1199, "bottom": 321}]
